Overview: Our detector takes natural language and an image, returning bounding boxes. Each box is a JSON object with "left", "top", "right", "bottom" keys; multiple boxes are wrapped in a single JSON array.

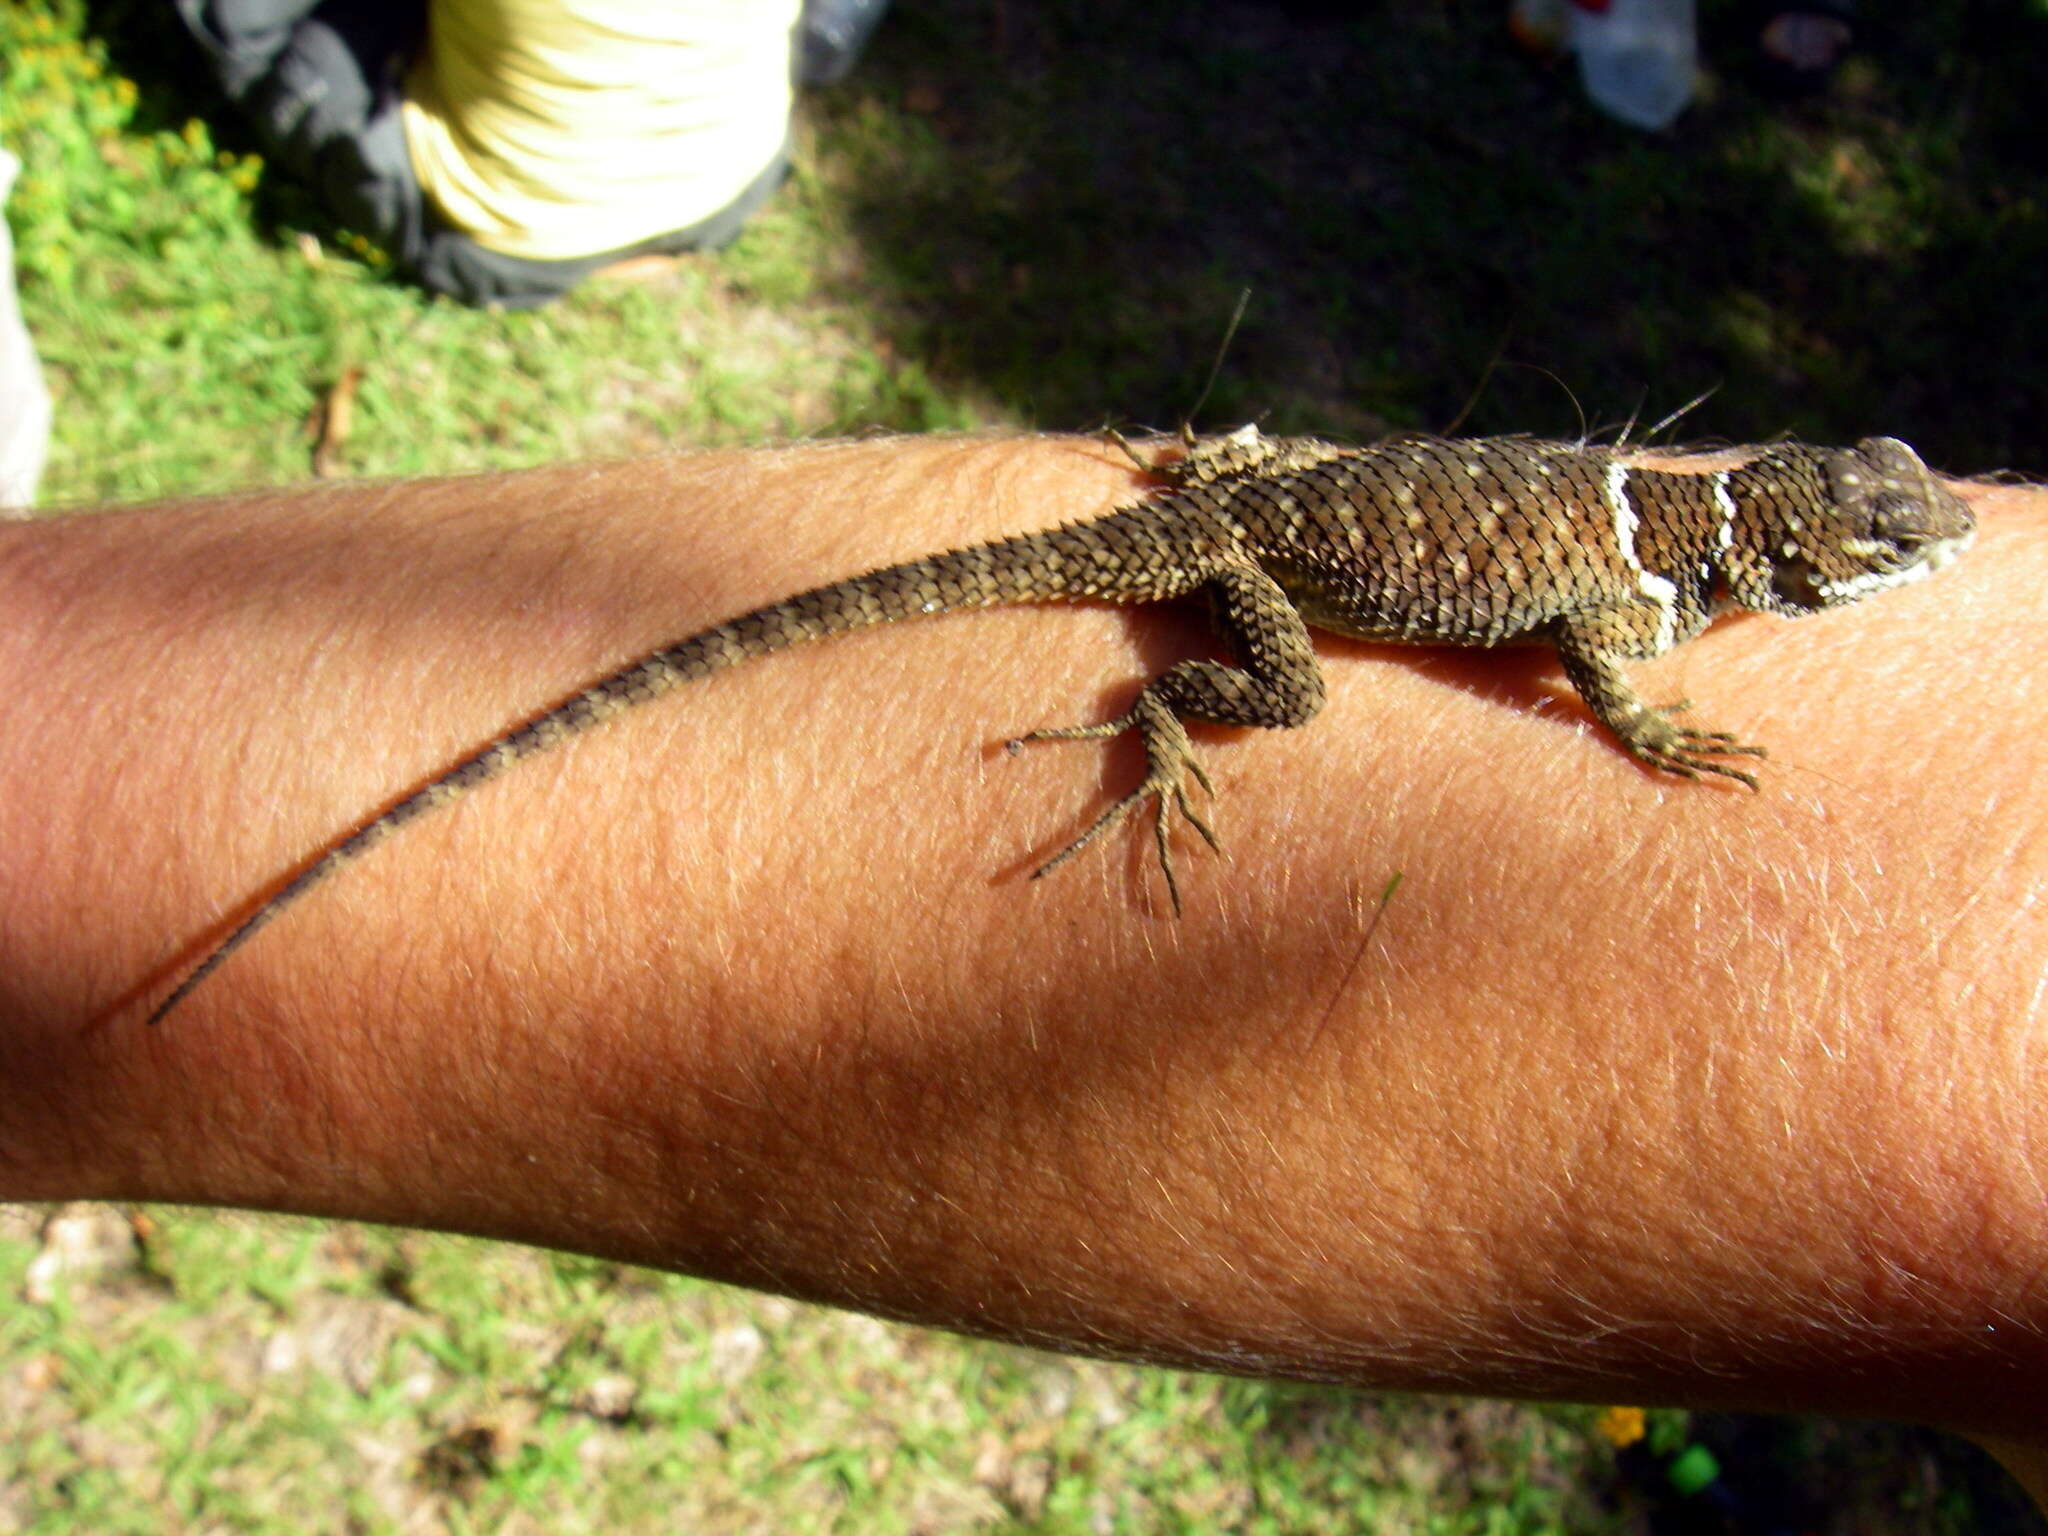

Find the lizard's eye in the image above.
[
  {"left": 1795, "top": 438, "right": 1978, "bottom": 607},
  {"left": 1872, "top": 502, "right": 1935, "bottom": 551}
]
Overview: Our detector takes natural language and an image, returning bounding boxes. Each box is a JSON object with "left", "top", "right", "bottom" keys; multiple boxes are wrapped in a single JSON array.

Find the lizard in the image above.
[{"left": 144, "top": 427, "right": 1976, "bottom": 1025}]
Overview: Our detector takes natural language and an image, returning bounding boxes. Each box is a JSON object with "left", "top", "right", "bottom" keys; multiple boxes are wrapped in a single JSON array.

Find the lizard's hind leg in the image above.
[{"left": 1013, "top": 560, "right": 1328, "bottom": 914}]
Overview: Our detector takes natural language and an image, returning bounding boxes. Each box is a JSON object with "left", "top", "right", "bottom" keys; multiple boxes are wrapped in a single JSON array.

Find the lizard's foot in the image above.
[
  {"left": 1009, "top": 691, "right": 1219, "bottom": 913},
  {"left": 1103, "top": 423, "right": 1205, "bottom": 482},
  {"left": 1623, "top": 701, "right": 1768, "bottom": 790}
]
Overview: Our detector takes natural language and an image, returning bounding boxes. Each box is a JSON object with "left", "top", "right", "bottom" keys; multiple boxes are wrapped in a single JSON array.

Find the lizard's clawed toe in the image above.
[
  {"left": 1019, "top": 694, "right": 1222, "bottom": 912},
  {"left": 1629, "top": 707, "right": 1768, "bottom": 791}
]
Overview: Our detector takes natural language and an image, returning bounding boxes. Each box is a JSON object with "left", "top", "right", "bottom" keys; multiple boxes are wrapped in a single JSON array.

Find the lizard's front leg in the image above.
[
  {"left": 1014, "top": 561, "right": 1327, "bottom": 912},
  {"left": 1552, "top": 608, "right": 1767, "bottom": 788}
]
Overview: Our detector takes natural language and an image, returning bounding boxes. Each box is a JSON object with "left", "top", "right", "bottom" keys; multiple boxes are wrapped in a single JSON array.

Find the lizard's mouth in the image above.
[
  {"left": 1803, "top": 529, "right": 1975, "bottom": 607},
  {"left": 1924, "top": 529, "right": 1973, "bottom": 572}
]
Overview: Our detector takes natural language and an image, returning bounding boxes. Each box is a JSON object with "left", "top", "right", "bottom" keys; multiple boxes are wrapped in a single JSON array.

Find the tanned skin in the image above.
[{"left": 0, "top": 436, "right": 2040, "bottom": 1500}]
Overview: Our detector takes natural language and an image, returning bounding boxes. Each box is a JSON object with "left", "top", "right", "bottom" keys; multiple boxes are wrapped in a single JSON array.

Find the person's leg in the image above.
[
  {"left": 796, "top": 0, "right": 891, "bottom": 86},
  {"left": 173, "top": 1, "right": 432, "bottom": 277},
  {"left": 172, "top": 0, "right": 327, "bottom": 101}
]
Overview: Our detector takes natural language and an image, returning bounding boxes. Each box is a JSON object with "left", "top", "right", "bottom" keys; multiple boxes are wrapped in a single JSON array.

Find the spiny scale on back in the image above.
[{"left": 145, "top": 428, "right": 1975, "bottom": 1024}]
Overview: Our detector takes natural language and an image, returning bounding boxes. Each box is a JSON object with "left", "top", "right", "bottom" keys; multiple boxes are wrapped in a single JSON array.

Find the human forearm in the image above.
[{"left": 0, "top": 438, "right": 2040, "bottom": 1442}]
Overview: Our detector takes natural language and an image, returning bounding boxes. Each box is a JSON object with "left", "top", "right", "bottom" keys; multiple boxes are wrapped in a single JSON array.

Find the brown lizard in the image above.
[{"left": 146, "top": 428, "right": 1975, "bottom": 1024}]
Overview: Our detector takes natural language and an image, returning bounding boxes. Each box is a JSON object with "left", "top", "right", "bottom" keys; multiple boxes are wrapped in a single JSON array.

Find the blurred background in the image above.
[{"left": 3, "top": 0, "right": 2043, "bottom": 1529}]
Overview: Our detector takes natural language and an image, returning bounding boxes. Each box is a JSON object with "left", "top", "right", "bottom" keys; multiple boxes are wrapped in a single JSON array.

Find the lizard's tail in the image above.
[{"left": 147, "top": 517, "right": 1183, "bottom": 1026}]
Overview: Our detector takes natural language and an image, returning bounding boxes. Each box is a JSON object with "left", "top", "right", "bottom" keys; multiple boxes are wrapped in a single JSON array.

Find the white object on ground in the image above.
[
  {"left": 0, "top": 146, "right": 51, "bottom": 513},
  {"left": 1568, "top": 0, "right": 1698, "bottom": 131}
]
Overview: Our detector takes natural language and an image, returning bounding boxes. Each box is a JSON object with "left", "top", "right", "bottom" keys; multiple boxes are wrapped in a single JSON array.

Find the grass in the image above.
[
  {"left": 3, "top": 1208, "right": 1640, "bottom": 1534},
  {"left": 3, "top": 0, "right": 2045, "bottom": 1530},
  {"left": 5, "top": 1202, "right": 2034, "bottom": 1533}
]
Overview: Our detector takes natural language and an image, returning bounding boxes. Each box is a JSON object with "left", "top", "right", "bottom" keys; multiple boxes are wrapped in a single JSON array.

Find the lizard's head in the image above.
[{"left": 1728, "top": 436, "right": 1976, "bottom": 616}]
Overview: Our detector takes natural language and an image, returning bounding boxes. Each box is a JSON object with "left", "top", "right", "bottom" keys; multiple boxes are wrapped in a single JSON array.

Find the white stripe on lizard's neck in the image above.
[{"left": 1602, "top": 458, "right": 1680, "bottom": 653}]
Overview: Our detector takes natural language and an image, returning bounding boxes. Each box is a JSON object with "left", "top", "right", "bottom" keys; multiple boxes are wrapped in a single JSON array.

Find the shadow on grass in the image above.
[
  {"left": 78, "top": 1, "right": 2048, "bottom": 468},
  {"left": 817, "top": 1, "right": 2048, "bottom": 469}
]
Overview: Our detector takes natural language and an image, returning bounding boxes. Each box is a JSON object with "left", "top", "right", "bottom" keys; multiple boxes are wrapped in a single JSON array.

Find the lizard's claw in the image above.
[
  {"left": 1013, "top": 691, "right": 1220, "bottom": 914},
  {"left": 1628, "top": 702, "right": 1768, "bottom": 790},
  {"left": 1103, "top": 424, "right": 1152, "bottom": 474}
]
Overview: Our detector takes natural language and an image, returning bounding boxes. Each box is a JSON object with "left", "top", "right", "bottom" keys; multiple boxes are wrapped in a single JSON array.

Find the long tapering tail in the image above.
[{"left": 146, "top": 510, "right": 1198, "bottom": 1025}]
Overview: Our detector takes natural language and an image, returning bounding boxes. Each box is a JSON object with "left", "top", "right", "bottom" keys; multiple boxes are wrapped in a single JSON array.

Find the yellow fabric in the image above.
[{"left": 402, "top": 0, "right": 798, "bottom": 261}]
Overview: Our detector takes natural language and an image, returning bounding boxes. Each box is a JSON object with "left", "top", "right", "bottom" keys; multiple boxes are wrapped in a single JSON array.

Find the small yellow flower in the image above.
[{"left": 1594, "top": 1405, "right": 1646, "bottom": 1449}]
